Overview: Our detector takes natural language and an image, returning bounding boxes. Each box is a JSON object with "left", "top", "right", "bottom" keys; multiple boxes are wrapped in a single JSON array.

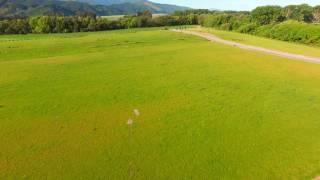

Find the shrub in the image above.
[
  {"left": 237, "top": 23, "right": 258, "bottom": 34},
  {"left": 261, "top": 21, "right": 320, "bottom": 45}
]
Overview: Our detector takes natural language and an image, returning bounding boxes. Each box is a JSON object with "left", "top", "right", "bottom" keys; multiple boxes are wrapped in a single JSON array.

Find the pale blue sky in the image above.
[{"left": 153, "top": 0, "right": 319, "bottom": 10}]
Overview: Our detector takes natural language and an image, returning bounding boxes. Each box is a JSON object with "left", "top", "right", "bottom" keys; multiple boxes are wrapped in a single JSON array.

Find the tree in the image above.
[
  {"left": 88, "top": 18, "right": 96, "bottom": 31},
  {"left": 153, "top": 15, "right": 179, "bottom": 26},
  {"left": 0, "top": 20, "right": 9, "bottom": 34},
  {"left": 138, "top": 11, "right": 152, "bottom": 18},
  {"left": 251, "top": 6, "right": 283, "bottom": 25},
  {"left": 282, "top": 4, "right": 314, "bottom": 22},
  {"left": 136, "top": 11, "right": 153, "bottom": 27},
  {"left": 28, "top": 16, "right": 52, "bottom": 33},
  {"left": 313, "top": 6, "right": 320, "bottom": 23},
  {"left": 14, "top": 19, "right": 30, "bottom": 34}
]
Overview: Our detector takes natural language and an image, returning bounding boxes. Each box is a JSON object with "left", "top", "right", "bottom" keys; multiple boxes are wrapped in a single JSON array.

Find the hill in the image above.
[
  {"left": 65, "top": 0, "right": 148, "bottom": 6},
  {"left": 0, "top": 0, "right": 189, "bottom": 17}
]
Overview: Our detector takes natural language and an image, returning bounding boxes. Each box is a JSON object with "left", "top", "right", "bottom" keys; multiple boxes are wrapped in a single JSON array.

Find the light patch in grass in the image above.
[{"left": 133, "top": 109, "right": 140, "bottom": 116}]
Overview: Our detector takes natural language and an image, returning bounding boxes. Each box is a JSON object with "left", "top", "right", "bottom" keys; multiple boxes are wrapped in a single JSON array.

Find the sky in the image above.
[{"left": 153, "top": 0, "right": 319, "bottom": 11}]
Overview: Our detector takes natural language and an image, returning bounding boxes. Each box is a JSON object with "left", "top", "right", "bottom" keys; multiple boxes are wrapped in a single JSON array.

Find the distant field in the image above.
[
  {"left": 101, "top": 13, "right": 167, "bottom": 20},
  {"left": 100, "top": 15, "right": 125, "bottom": 20},
  {"left": 2, "top": 28, "right": 320, "bottom": 179}
]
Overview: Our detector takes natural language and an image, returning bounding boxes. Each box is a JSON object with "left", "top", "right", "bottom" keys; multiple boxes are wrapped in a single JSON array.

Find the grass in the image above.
[
  {"left": 2, "top": 28, "right": 320, "bottom": 179},
  {"left": 101, "top": 15, "right": 125, "bottom": 20},
  {"left": 101, "top": 13, "right": 167, "bottom": 20},
  {"left": 192, "top": 27, "right": 320, "bottom": 57}
]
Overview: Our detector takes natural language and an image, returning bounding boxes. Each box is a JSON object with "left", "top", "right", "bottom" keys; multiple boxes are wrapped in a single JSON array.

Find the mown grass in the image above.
[
  {"left": 101, "top": 15, "right": 125, "bottom": 20},
  {"left": 1, "top": 28, "right": 320, "bottom": 179},
  {"left": 192, "top": 27, "right": 320, "bottom": 57},
  {"left": 101, "top": 13, "right": 167, "bottom": 20}
]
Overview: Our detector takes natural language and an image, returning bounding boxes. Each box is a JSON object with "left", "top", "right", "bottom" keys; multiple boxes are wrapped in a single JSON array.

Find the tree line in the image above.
[
  {"left": 198, "top": 4, "right": 320, "bottom": 45},
  {"left": 199, "top": 4, "right": 320, "bottom": 29},
  {"left": 1, "top": 4, "right": 320, "bottom": 46},
  {"left": 0, "top": 11, "right": 197, "bottom": 34}
]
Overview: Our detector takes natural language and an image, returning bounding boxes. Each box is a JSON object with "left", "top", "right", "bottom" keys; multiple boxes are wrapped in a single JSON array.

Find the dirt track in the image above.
[{"left": 172, "top": 29, "right": 320, "bottom": 64}]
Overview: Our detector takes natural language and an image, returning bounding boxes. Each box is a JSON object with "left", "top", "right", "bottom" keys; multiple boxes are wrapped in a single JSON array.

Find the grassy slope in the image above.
[
  {"left": 1, "top": 28, "right": 320, "bottom": 179},
  {"left": 192, "top": 27, "right": 320, "bottom": 58}
]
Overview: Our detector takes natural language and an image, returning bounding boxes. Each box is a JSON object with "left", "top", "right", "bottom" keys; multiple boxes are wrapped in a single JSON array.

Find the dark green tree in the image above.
[
  {"left": 251, "top": 6, "right": 283, "bottom": 25},
  {"left": 282, "top": 4, "right": 314, "bottom": 22}
]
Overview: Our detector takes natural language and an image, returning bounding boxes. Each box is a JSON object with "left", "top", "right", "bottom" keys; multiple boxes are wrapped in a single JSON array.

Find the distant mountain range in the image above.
[
  {"left": 0, "top": 0, "right": 190, "bottom": 17},
  {"left": 64, "top": 0, "right": 145, "bottom": 6}
]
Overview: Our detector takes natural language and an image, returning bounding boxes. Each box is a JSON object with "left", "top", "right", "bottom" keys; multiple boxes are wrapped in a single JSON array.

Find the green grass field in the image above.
[
  {"left": 2, "top": 28, "right": 320, "bottom": 179},
  {"left": 101, "top": 15, "right": 125, "bottom": 20},
  {"left": 101, "top": 13, "right": 167, "bottom": 20}
]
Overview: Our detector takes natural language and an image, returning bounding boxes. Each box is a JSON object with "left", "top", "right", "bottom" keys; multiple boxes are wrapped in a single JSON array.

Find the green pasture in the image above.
[
  {"left": 101, "top": 13, "right": 167, "bottom": 20},
  {"left": 101, "top": 15, "right": 125, "bottom": 20},
  {"left": 1, "top": 28, "right": 320, "bottom": 179}
]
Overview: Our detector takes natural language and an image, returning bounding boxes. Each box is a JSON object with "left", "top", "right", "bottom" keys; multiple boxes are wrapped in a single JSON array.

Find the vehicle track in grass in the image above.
[{"left": 172, "top": 29, "right": 320, "bottom": 64}]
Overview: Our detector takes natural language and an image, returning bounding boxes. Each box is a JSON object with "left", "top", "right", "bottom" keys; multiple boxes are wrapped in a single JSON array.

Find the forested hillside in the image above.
[{"left": 0, "top": 0, "right": 189, "bottom": 17}]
